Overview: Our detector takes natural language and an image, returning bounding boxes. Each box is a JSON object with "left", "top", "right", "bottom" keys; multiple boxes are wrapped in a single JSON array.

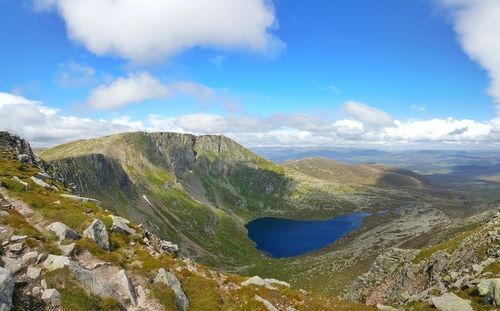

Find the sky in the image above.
[{"left": 1, "top": 0, "right": 500, "bottom": 148}]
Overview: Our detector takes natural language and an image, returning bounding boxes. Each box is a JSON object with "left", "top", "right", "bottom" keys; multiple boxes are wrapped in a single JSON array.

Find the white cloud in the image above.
[
  {"left": 2, "top": 93, "right": 499, "bottom": 148},
  {"left": 0, "top": 92, "right": 138, "bottom": 146},
  {"left": 438, "top": 0, "right": 500, "bottom": 113},
  {"left": 343, "top": 101, "right": 394, "bottom": 127},
  {"left": 87, "top": 72, "right": 215, "bottom": 110},
  {"left": 56, "top": 61, "right": 95, "bottom": 87},
  {"left": 35, "top": 0, "right": 284, "bottom": 64}
]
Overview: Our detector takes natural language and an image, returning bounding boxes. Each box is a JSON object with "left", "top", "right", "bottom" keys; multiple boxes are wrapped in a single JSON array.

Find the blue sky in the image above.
[{"left": 1, "top": 0, "right": 500, "bottom": 147}]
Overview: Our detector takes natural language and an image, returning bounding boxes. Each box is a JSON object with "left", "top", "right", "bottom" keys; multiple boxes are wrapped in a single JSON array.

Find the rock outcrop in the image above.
[
  {"left": 46, "top": 222, "right": 79, "bottom": 241},
  {"left": 430, "top": 293, "right": 473, "bottom": 311},
  {"left": 0, "top": 267, "right": 14, "bottom": 311},
  {"left": 110, "top": 269, "right": 137, "bottom": 305},
  {"left": 82, "top": 219, "right": 109, "bottom": 250},
  {"left": 110, "top": 215, "right": 135, "bottom": 235},
  {"left": 154, "top": 268, "right": 189, "bottom": 311}
]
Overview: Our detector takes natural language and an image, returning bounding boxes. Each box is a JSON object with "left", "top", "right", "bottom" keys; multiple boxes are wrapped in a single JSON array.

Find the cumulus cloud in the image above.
[
  {"left": 437, "top": 0, "right": 500, "bottom": 113},
  {"left": 1, "top": 93, "right": 499, "bottom": 148},
  {"left": 35, "top": 0, "right": 283, "bottom": 63},
  {"left": 0, "top": 92, "right": 138, "bottom": 146},
  {"left": 343, "top": 101, "right": 394, "bottom": 127},
  {"left": 87, "top": 72, "right": 215, "bottom": 110},
  {"left": 146, "top": 104, "right": 499, "bottom": 147}
]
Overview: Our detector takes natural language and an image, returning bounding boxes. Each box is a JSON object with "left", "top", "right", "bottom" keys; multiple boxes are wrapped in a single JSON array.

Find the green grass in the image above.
[
  {"left": 180, "top": 271, "right": 222, "bottom": 310},
  {"left": 150, "top": 283, "right": 177, "bottom": 310}
]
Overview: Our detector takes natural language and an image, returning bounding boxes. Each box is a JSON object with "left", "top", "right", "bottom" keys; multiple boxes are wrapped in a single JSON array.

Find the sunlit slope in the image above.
[{"left": 284, "top": 156, "right": 430, "bottom": 188}]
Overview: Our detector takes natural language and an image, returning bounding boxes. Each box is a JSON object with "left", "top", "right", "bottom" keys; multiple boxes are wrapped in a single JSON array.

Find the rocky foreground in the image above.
[
  {"left": 0, "top": 133, "right": 370, "bottom": 311},
  {"left": 347, "top": 205, "right": 500, "bottom": 310}
]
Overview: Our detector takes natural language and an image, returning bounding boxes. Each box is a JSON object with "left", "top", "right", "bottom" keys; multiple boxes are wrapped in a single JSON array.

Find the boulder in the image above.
[
  {"left": 60, "top": 194, "right": 100, "bottom": 205},
  {"left": 10, "top": 235, "right": 27, "bottom": 242},
  {"left": 30, "top": 176, "right": 52, "bottom": 190},
  {"left": 26, "top": 266, "right": 41, "bottom": 279},
  {"left": 154, "top": 268, "right": 189, "bottom": 311},
  {"left": 43, "top": 255, "right": 122, "bottom": 303},
  {"left": 241, "top": 276, "right": 277, "bottom": 290},
  {"left": 58, "top": 243, "right": 76, "bottom": 256},
  {"left": 43, "top": 254, "right": 71, "bottom": 271},
  {"left": 430, "top": 293, "right": 473, "bottom": 311},
  {"left": 8, "top": 242, "right": 23, "bottom": 254},
  {"left": 264, "top": 278, "right": 290, "bottom": 288},
  {"left": 21, "top": 251, "right": 38, "bottom": 265},
  {"left": 159, "top": 240, "right": 179, "bottom": 255},
  {"left": 254, "top": 295, "right": 278, "bottom": 311},
  {"left": 110, "top": 216, "right": 135, "bottom": 235},
  {"left": 82, "top": 219, "right": 109, "bottom": 251},
  {"left": 0, "top": 267, "right": 14, "bottom": 311},
  {"left": 376, "top": 304, "right": 399, "bottom": 311},
  {"left": 46, "top": 222, "right": 79, "bottom": 241},
  {"left": 68, "top": 263, "right": 122, "bottom": 303},
  {"left": 41, "top": 289, "right": 61, "bottom": 308},
  {"left": 1, "top": 257, "right": 22, "bottom": 275},
  {"left": 110, "top": 269, "right": 137, "bottom": 305}
]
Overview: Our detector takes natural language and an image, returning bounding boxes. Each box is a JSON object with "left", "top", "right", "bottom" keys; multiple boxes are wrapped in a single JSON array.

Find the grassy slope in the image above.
[
  {"left": 284, "top": 157, "right": 430, "bottom": 188},
  {"left": 40, "top": 132, "right": 470, "bottom": 295}
]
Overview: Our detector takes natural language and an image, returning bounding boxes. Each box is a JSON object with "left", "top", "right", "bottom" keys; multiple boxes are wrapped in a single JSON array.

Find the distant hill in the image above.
[{"left": 284, "top": 157, "right": 430, "bottom": 188}]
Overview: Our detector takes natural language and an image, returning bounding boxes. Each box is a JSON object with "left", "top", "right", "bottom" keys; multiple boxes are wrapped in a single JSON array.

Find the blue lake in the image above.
[{"left": 246, "top": 212, "right": 369, "bottom": 258}]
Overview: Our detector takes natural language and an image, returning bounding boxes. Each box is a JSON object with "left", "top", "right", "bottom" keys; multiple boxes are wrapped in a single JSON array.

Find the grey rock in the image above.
[
  {"left": 430, "top": 293, "right": 473, "bottom": 311},
  {"left": 10, "top": 235, "right": 27, "bottom": 242},
  {"left": 42, "top": 254, "right": 71, "bottom": 271},
  {"left": 254, "top": 294, "right": 278, "bottom": 311},
  {"left": 159, "top": 240, "right": 179, "bottom": 255},
  {"left": 41, "top": 289, "right": 61, "bottom": 308},
  {"left": 46, "top": 222, "right": 79, "bottom": 241},
  {"left": 32, "top": 286, "right": 41, "bottom": 296},
  {"left": 8, "top": 243, "right": 23, "bottom": 254},
  {"left": 58, "top": 243, "right": 76, "bottom": 256},
  {"left": 42, "top": 255, "right": 122, "bottom": 303},
  {"left": 1, "top": 257, "right": 22, "bottom": 275},
  {"left": 30, "top": 176, "right": 52, "bottom": 190},
  {"left": 0, "top": 267, "right": 14, "bottom": 311},
  {"left": 154, "top": 268, "right": 189, "bottom": 311},
  {"left": 60, "top": 194, "right": 100, "bottom": 205},
  {"left": 21, "top": 251, "right": 38, "bottom": 265},
  {"left": 82, "top": 219, "right": 109, "bottom": 251},
  {"left": 26, "top": 266, "right": 41, "bottom": 279},
  {"left": 110, "top": 215, "right": 135, "bottom": 235},
  {"left": 110, "top": 269, "right": 137, "bottom": 305},
  {"left": 68, "top": 262, "right": 122, "bottom": 303},
  {"left": 377, "top": 304, "right": 399, "bottom": 311},
  {"left": 241, "top": 276, "right": 277, "bottom": 290}
]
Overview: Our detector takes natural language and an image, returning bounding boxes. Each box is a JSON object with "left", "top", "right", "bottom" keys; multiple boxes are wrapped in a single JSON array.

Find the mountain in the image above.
[
  {"left": 36, "top": 131, "right": 491, "bottom": 299},
  {"left": 284, "top": 157, "right": 430, "bottom": 188},
  {"left": 0, "top": 131, "right": 373, "bottom": 310}
]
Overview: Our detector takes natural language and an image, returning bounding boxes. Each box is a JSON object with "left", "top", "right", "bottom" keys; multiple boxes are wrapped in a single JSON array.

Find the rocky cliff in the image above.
[{"left": 348, "top": 208, "right": 500, "bottom": 310}]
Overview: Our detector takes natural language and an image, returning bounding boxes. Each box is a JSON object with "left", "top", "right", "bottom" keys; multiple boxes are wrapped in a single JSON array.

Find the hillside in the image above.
[
  {"left": 284, "top": 157, "right": 430, "bottom": 188},
  {"left": 0, "top": 132, "right": 372, "bottom": 311},
  {"left": 37, "top": 132, "right": 488, "bottom": 298}
]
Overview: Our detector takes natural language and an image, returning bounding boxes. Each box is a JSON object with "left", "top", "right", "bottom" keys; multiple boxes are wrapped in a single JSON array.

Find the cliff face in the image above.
[{"left": 49, "top": 154, "right": 136, "bottom": 202}]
